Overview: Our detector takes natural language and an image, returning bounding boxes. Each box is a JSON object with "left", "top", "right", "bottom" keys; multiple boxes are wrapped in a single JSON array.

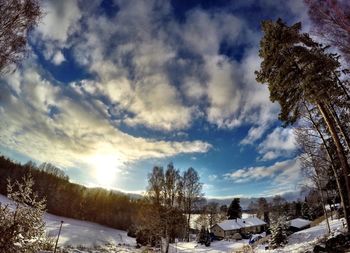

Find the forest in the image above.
[{"left": 0, "top": 156, "right": 138, "bottom": 230}]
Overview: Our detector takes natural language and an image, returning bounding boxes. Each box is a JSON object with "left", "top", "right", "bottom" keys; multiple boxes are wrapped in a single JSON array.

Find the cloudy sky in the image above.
[{"left": 0, "top": 0, "right": 310, "bottom": 198}]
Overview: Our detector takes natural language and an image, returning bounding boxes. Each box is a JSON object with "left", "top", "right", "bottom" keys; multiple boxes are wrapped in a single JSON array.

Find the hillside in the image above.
[{"left": 0, "top": 194, "right": 138, "bottom": 252}]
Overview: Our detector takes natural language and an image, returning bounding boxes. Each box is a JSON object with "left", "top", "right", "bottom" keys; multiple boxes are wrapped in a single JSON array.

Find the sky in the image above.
[{"left": 0, "top": 0, "right": 311, "bottom": 198}]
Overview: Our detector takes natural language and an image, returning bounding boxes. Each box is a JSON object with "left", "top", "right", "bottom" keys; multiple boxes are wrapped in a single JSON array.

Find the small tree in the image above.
[
  {"left": 198, "top": 226, "right": 206, "bottom": 244},
  {"left": 0, "top": 0, "right": 42, "bottom": 74},
  {"left": 227, "top": 198, "right": 242, "bottom": 220},
  {"left": 269, "top": 215, "right": 288, "bottom": 249},
  {"left": 0, "top": 174, "right": 47, "bottom": 252}
]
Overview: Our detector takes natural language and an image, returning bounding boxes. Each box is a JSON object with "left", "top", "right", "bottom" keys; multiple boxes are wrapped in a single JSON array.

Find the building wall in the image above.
[
  {"left": 212, "top": 224, "right": 265, "bottom": 239},
  {"left": 211, "top": 224, "right": 225, "bottom": 238}
]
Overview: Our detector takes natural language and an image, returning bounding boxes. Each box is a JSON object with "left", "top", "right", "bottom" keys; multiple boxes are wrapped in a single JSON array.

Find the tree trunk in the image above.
[
  {"left": 304, "top": 103, "right": 349, "bottom": 228},
  {"left": 325, "top": 190, "right": 333, "bottom": 220},
  {"left": 329, "top": 104, "right": 350, "bottom": 151},
  {"left": 314, "top": 168, "right": 331, "bottom": 234},
  {"left": 317, "top": 102, "right": 350, "bottom": 232},
  {"left": 187, "top": 210, "right": 191, "bottom": 242}
]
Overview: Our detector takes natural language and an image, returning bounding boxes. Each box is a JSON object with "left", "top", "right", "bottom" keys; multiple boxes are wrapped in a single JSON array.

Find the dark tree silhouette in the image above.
[{"left": 227, "top": 198, "right": 242, "bottom": 220}]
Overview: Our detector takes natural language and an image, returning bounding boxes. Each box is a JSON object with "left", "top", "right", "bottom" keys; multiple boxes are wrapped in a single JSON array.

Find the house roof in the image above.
[
  {"left": 289, "top": 218, "right": 311, "bottom": 228},
  {"left": 241, "top": 217, "right": 266, "bottom": 227},
  {"left": 215, "top": 217, "right": 266, "bottom": 231}
]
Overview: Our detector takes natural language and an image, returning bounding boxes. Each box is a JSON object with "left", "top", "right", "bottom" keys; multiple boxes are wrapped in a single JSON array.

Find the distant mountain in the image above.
[
  {"left": 110, "top": 189, "right": 143, "bottom": 200},
  {"left": 207, "top": 191, "right": 307, "bottom": 210}
]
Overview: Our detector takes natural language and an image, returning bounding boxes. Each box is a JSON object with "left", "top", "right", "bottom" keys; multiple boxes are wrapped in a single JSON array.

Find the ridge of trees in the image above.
[{"left": 0, "top": 155, "right": 139, "bottom": 230}]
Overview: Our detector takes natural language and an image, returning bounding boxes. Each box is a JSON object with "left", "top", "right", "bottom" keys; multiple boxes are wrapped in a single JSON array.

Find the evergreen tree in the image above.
[
  {"left": 257, "top": 197, "right": 270, "bottom": 224},
  {"left": 256, "top": 18, "right": 350, "bottom": 231},
  {"left": 301, "top": 202, "right": 311, "bottom": 220},
  {"left": 269, "top": 215, "right": 288, "bottom": 249},
  {"left": 198, "top": 226, "right": 206, "bottom": 244},
  {"left": 227, "top": 198, "right": 242, "bottom": 220},
  {"left": 204, "top": 229, "right": 211, "bottom": 247}
]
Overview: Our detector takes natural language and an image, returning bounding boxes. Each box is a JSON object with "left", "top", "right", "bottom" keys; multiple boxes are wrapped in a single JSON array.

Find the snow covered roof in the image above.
[
  {"left": 241, "top": 217, "right": 266, "bottom": 227},
  {"left": 216, "top": 219, "right": 242, "bottom": 230},
  {"left": 215, "top": 217, "right": 266, "bottom": 231},
  {"left": 289, "top": 218, "right": 311, "bottom": 228}
]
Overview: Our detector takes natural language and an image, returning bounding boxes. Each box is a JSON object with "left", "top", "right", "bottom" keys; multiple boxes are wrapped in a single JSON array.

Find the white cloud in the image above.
[
  {"left": 34, "top": 0, "right": 82, "bottom": 61},
  {"left": 225, "top": 158, "right": 301, "bottom": 186},
  {"left": 65, "top": 2, "right": 280, "bottom": 132},
  {"left": 1, "top": 0, "right": 311, "bottom": 192},
  {"left": 37, "top": 0, "right": 82, "bottom": 43},
  {"left": 52, "top": 51, "right": 66, "bottom": 65},
  {"left": 0, "top": 65, "right": 211, "bottom": 186},
  {"left": 208, "top": 174, "right": 218, "bottom": 181},
  {"left": 258, "top": 127, "right": 297, "bottom": 161}
]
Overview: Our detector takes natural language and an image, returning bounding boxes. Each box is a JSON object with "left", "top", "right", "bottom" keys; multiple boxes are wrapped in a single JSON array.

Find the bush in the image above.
[{"left": 0, "top": 175, "right": 47, "bottom": 252}]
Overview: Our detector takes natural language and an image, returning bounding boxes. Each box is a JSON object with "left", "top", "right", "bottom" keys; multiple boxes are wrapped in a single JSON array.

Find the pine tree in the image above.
[
  {"left": 227, "top": 198, "right": 242, "bottom": 220},
  {"left": 301, "top": 202, "right": 311, "bottom": 220},
  {"left": 256, "top": 18, "right": 350, "bottom": 231},
  {"left": 198, "top": 226, "right": 206, "bottom": 244},
  {"left": 204, "top": 229, "right": 211, "bottom": 247},
  {"left": 269, "top": 215, "right": 288, "bottom": 249},
  {"left": 0, "top": 175, "right": 48, "bottom": 252}
]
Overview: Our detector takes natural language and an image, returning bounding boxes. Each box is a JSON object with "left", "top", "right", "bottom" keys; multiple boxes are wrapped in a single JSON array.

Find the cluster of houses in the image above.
[{"left": 209, "top": 217, "right": 311, "bottom": 240}]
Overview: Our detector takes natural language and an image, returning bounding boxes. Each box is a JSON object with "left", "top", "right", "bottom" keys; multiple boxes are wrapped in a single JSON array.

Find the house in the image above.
[
  {"left": 288, "top": 218, "right": 311, "bottom": 232},
  {"left": 211, "top": 217, "right": 266, "bottom": 239}
]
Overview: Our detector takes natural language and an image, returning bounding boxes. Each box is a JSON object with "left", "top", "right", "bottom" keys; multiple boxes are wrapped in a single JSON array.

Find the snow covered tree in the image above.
[
  {"left": 269, "top": 215, "right": 288, "bottom": 249},
  {"left": 227, "top": 198, "right": 242, "bottom": 220},
  {"left": 0, "top": 174, "right": 47, "bottom": 252}
]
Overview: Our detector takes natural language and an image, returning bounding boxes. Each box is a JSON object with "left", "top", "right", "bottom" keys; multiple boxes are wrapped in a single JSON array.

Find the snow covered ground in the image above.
[
  {"left": 169, "top": 240, "right": 250, "bottom": 252},
  {"left": 255, "top": 218, "right": 346, "bottom": 253},
  {"left": 1, "top": 194, "right": 347, "bottom": 252},
  {"left": 0, "top": 194, "right": 138, "bottom": 252},
  {"left": 45, "top": 213, "right": 136, "bottom": 248},
  {"left": 171, "top": 218, "right": 346, "bottom": 253}
]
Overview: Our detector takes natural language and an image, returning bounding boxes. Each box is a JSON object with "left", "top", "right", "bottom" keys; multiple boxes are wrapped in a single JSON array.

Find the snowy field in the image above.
[
  {"left": 45, "top": 213, "right": 136, "bottom": 248},
  {"left": 0, "top": 194, "right": 138, "bottom": 252},
  {"left": 1, "top": 194, "right": 347, "bottom": 252},
  {"left": 169, "top": 240, "right": 250, "bottom": 252}
]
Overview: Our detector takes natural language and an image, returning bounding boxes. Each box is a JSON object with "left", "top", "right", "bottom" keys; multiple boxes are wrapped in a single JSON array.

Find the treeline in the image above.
[{"left": 0, "top": 155, "right": 139, "bottom": 230}]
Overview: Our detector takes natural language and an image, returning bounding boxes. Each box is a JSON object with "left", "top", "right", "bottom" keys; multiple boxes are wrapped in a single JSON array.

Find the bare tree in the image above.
[
  {"left": 305, "top": 0, "right": 350, "bottom": 64},
  {"left": 0, "top": 0, "right": 42, "bottom": 74},
  {"left": 295, "top": 127, "right": 331, "bottom": 233},
  {"left": 182, "top": 167, "right": 203, "bottom": 242}
]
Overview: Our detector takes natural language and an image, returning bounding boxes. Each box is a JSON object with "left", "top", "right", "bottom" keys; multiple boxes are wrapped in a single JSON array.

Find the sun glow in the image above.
[{"left": 88, "top": 154, "right": 121, "bottom": 187}]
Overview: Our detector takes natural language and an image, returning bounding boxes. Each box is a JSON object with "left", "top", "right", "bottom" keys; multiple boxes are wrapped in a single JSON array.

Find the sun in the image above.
[{"left": 88, "top": 154, "right": 121, "bottom": 187}]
